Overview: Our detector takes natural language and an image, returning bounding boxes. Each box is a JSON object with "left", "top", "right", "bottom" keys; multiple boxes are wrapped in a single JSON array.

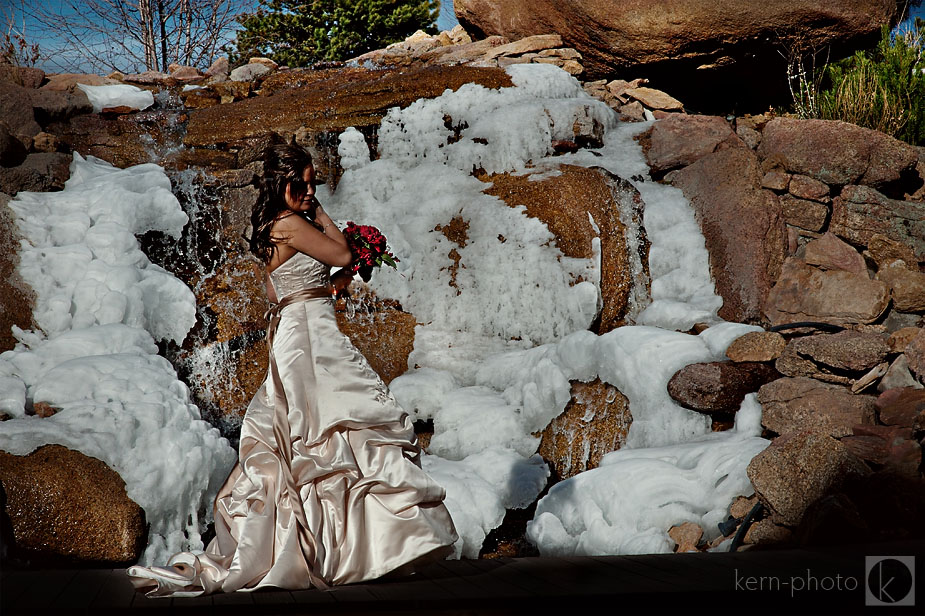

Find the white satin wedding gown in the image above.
[{"left": 128, "top": 252, "right": 457, "bottom": 596}]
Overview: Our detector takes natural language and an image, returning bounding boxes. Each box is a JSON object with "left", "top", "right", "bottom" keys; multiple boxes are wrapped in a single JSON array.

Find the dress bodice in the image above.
[{"left": 269, "top": 252, "right": 331, "bottom": 299}]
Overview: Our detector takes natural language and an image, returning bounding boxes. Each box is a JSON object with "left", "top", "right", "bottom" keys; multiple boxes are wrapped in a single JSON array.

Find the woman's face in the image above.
[{"left": 284, "top": 164, "right": 317, "bottom": 215}]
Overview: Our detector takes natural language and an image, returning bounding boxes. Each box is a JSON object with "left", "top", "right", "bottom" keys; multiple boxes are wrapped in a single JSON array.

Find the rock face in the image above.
[
  {"left": 747, "top": 430, "right": 870, "bottom": 526},
  {"left": 454, "top": 0, "right": 899, "bottom": 109},
  {"left": 830, "top": 186, "right": 925, "bottom": 262},
  {"left": 537, "top": 379, "right": 632, "bottom": 480},
  {"left": 667, "top": 361, "right": 780, "bottom": 414},
  {"left": 672, "top": 147, "right": 786, "bottom": 323},
  {"left": 0, "top": 445, "right": 146, "bottom": 563},
  {"left": 480, "top": 165, "right": 649, "bottom": 333}
]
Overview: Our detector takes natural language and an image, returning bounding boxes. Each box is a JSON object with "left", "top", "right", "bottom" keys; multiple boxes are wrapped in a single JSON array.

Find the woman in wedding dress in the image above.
[{"left": 127, "top": 144, "right": 457, "bottom": 597}]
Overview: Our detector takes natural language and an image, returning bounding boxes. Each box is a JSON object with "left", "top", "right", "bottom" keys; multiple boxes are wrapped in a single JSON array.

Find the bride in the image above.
[{"left": 128, "top": 144, "right": 457, "bottom": 596}]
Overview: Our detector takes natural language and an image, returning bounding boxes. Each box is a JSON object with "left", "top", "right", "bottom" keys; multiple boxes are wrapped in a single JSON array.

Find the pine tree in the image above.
[{"left": 231, "top": 0, "right": 439, "bottom": 68}]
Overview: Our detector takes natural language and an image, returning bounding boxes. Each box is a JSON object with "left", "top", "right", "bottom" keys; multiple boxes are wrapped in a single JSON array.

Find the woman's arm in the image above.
[{"left": 271, "top": 211, "right": 352, "bottom": 268}]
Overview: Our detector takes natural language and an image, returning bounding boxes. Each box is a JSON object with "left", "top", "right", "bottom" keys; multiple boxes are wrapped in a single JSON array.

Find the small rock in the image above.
[
  {"left": 743, "top": 519, "right": 793, "bottom": 546},
  {"left": 0, "top": 152, "right": 72, "bottom": 194},
  {"left": 169, "top": 65, "right": 203, "bottom": 82},
  {"left": 878, "top": 354, "right": 923, "bottom": 392},
  {"left": 31, "top": 132, "right": 61, "bottom": 153},
  {"left": 644, "top": 114, "right": 737, "bottom": 174},
  {"left": 248, "top": 57, "right": 279, "bottom": 70},
  {"left": 668, "top": 521, "right": 703, "bottom": 552},
  {"left": 876, "top": 261, "right": 925, "bottom": 312},
  {"left": 758, "top": 377, "right": 877, "bottom": 437},
  {"left": 830, "top": 185, "right": 925, "bottom": 263},
  {"left": 32, "top": 401, "right": 60, "bottom": 418},
  {"left": 788, "top": 174, "right": 830, "bottom": 201},
  {"left": 747, "top": 430, "right": 870, "bottom": 526},
  {"left": 803, "top": 232, "right": 867, "bottom": 276},
  {"left": 730, "top": 495, "right": 758, "bottom": 519},
  {"left": 725, "top": 331, "right": 786, "bottom": 362},
  {"left": 867, "top": 233, "right": 918, "bottom": 270},
  {"left": 760, "top": 170, "right": 790, "bottom": 191},
  {"left": 618, "top": 101, "right": 645, "bottom": 122},
  {"left": 888, "top": 327, "right": 922, "bottom": 353},
  {"left": 875, "top": 387, "right": 925, "bottom": 428},
  {"left": 448, "top": 24, "right": 472, "bottom": 45},
  {"left": 122, "top": 70, "right": 171, "bottom": 85},
  {"left": 483, "top": 34, "right": 563, "bottom": 60},
  {"left": 906, "top": 328, "right": 925, "bottom": 379},
  {"left": 779, "top": 193, "right": 829, "bottom": 232},
  {"left": 205, "top": 57, "right": 230, "bottom": 77},
  {"left": 623, "top": 86, "right": 684, "bottom": 111},
  {"left": 736, "top": 125, "right": 760, "bottom": 150},
  {"left": 230, "top": 63, "right": 271, "bottom": 82}
]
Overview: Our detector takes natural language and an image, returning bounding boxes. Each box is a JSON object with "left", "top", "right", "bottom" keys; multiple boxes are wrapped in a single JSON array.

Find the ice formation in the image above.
[
  {"left": 328, "top": 63, "right": 769, "bottom": 556},
  {"left": 76, "top": 83, "right": 155, "bottom": 113},
  {"left": 0, "top": 154, "right": 235, "bottom": 564},
  {"left": 1, "top": 62, "right": 771, "bottom": 563}
]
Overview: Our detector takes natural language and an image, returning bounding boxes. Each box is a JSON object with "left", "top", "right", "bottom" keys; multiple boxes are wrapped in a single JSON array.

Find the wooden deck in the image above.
[{"left": 2, "top": 541, "right": 922, "bottom": 615}]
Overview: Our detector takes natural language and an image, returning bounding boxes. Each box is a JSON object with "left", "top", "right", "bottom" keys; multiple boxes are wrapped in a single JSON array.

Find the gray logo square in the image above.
[{"left": 865, "top": 556, "right": 915, "bottom": 606}]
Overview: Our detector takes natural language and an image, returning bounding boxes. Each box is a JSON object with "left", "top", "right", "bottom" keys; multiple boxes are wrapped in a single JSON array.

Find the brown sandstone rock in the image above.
[
  {"left": 480, "top": 165, "right": 648, "bottom": 333},
  {"left": 788, "top": 174, "right": 830, "bottom": 201},
  {"left": 643, "top": 115, "right": 738, "bottom": 175},
  {"left": 758, "top": 118, "right": 918, "bottom": 189},
  {"left": 876, "top": 261, "right": 925, "bottom": 313},
  {"left": 758, "top": 377, "right": 876, "bottom": 437},
  {"left": 803, "top": 232, "right": 867, "bottom": 276},
  {"left": 867, "top": 234, "right": 919, "bottom": 270},
  {"left": 778, "top": 194, "right": 829, "bottom": 232},
  {"left": 763, "top": 258, "right": 889, "bottom": 327},
  {"left": 760, "top": 170, "right": 790, "bottom": 191},
  {"left": 0, "top": 64, "right": 45, "bottom": 89},
  {"left": 747, "top": 430, "right": 870, "bottom": 526},
  {"left": 40, "top": 73, "right": 119, "bottom": 92},
  {"left": 726, "top": 331, "right": 787, "bottom": 363},
  {"left": 482, "top": 34, "right": 563, "bottom": 60},
  {"left": 673, "top": 147, "right": 786, "bottom": 324},
  {"left": 667, "top": 361, "right": 780, "bottom": 414},
  {"left": 879, "top": 355, "right": 922, "bottom": 392},
  {"left": 0, "top": 83, "right": 41, "bottom": 148},
  {"left": 623, "top": 87, "right": 683, "bottom": 111},
  {"left": 788, "top": 330, "right": 890, "bottom": 373},
  {"left": 537, "top": 379, "right": 632, "bottom": 480},
  {"left": 0, "top": 444, "right": 146, "bottom": 563},
  {"left": 875, "top": 387, "right": 925, "bottom": 429},
  {"left": 454, "top": 1, "right": 899, "bottom": 99},
  {"left": 888, "top": 327, "right": 922, "bottom": 353},
  {"left": 830, "top": 186, "right": 925, "bottom": 261},
  {"left": 668, "top": 521, "right": 702, "bottom": 552}
]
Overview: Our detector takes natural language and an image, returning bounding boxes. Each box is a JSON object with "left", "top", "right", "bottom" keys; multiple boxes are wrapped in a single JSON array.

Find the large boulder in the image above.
[
  {"left": 672, "top": 147, "right": 786, "bottom": 324},
  {"left": 0, "top": 444, "right": 147, "bottom": 563},
  {"left": 537, "top": 379, "right": 632, "bottom": 480},
  {"left": 747, "top": 430, "right": 870, "bottom": 526},
  {"left": 0, "top": 152, "right": 72, "bottom": 195},
  {"left": 454, "top": 0, "right": 900, "bottom": 110},
  {"left": 758, "top": 118, "right": 919, "bottom": 191},
  {"left": 479, "top": 165, "right": 648, "bottom": 333}
]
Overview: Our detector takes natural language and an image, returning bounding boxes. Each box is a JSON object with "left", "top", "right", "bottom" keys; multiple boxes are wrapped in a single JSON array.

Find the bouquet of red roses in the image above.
[{"left": 343, "top": 222, "right": 399, "bottom": 282}]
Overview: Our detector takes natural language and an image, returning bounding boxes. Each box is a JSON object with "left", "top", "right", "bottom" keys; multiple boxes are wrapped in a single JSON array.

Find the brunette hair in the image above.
[{"left": 248, "top": 143, "right": 314, "bottom": 263}]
